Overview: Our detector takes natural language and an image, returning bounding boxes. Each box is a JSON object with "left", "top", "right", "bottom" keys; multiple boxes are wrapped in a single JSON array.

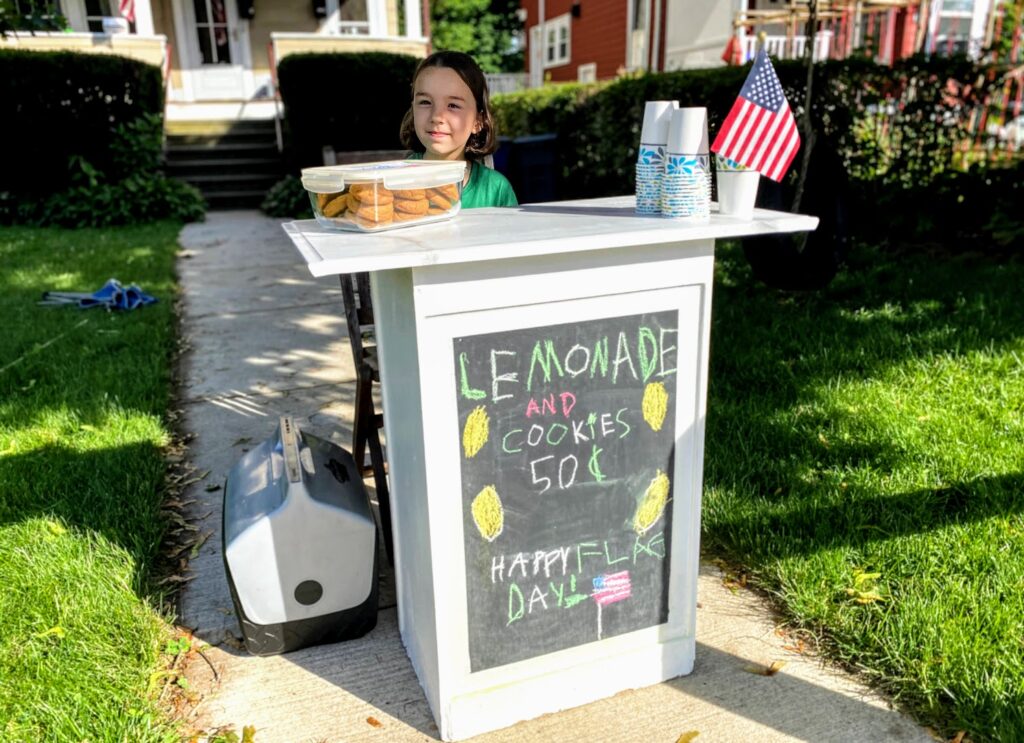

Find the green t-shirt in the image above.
[
  {"left": 461, "top": 161, "right": 518, "bottom": 209},
  {"left": 408, "top": 154, "right": 518, "bottom": 208}
]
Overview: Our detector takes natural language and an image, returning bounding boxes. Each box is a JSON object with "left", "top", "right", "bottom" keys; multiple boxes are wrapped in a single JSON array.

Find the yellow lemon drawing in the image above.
[
  {"left": 471, "top": 485, "right": 504, "bottom": 541},
  {"left": 642, "top": 381, "right": 669, "bottom": 431},
  {"left": 633, "top": 470, "right": 670, "bottom": 535},
  {"left": 462, "top": 405, "right": 490, "bottom": 459}
]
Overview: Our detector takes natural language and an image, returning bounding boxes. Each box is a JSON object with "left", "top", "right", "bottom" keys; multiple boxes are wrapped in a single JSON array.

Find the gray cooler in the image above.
[{"left": 223, "top": 416, "right": 378, "bottom": 655}]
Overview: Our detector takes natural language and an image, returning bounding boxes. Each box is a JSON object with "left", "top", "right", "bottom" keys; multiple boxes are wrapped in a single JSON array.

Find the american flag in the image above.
[
  {"left": 591, "top": 571, "right": 632, "bottom": 607},
  {"left": 711, "top": 49, "right": 800, "bottom": 182},
  {"left": 119, "top": 0, "right": 135, "bottom": 23}
]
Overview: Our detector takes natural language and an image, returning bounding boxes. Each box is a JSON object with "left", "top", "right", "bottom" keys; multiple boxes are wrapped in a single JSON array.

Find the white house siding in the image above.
[{"left": 663, "top": 0, "right": 742, "bottom": 70}]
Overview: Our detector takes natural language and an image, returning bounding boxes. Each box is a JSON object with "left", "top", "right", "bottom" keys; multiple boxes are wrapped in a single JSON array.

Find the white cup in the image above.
[
  {"left": 716, "top": 170, "right": 760, "bottom": 220},
  {"left": 640, "top": 101, "right": 678, "bottom": 147},
  {"left": 667, "top": 107, "right": 708, "bottom": 155}
]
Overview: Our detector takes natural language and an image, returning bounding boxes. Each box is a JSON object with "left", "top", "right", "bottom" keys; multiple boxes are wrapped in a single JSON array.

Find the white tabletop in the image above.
[{"left": 282, "top": 195, "right": 819, "bottom": 277}]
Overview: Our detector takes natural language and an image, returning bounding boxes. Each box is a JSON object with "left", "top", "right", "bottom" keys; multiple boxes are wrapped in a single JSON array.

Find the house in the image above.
[
  {"left": 520, "top": 0, "right": 1005, "bottom": 85},
  {"left": 4, "top": 0, "right": 429, "bottom": 119},
  {"left": 5, "top": 0, "right": 431, "bottom": 206}
]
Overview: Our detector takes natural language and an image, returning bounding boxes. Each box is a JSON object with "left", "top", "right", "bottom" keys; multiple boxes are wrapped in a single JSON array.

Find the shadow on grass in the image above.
[
  {"left": 0, "top": 440, "right": 167, "bottom": 578},
  {"left": 704, "top": 244, "right": 1024, "bottom": 528},
  {"left": 710, "top": 472, "right": 1024, "bottom": 561}
]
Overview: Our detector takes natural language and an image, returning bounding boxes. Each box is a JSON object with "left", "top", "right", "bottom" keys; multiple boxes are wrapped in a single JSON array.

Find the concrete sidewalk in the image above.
[{"left": 175, "top": 212, "right": 934, "bottom": 743}]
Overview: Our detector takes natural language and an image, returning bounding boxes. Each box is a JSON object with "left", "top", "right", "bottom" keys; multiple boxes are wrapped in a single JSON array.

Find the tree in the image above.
[{"left": 430, "top": 0, "right": 524, "bottom": 73}]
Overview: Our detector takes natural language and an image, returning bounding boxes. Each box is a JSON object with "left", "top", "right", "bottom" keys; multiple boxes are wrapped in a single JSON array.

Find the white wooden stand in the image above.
[{"left": 283, "top": 196, "right": 817, "bottom": 740}]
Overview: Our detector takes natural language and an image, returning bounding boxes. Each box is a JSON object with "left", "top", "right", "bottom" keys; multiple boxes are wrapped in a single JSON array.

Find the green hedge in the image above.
[
  {"left": 492, "top": 55, "right": 996, "bottom": 202},
  {"left": 278, "top": 52, "right": 420, "bottom": 169},
  {"left": 0, "top": 50, "right": 164, "bottom": 196}
]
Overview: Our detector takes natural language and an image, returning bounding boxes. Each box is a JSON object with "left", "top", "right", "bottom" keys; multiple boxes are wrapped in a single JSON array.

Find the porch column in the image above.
[
  {"left": 368, "top": 0, "right": 387, "bottom": 35},
  {"left": 404, "top": 0, "right": 421, "bottom": 38},
  {"left": 324, "top": 0, "right": 340, "bottom": 33},
  {"left": 133, "top": 0, "right": 155, "bottom": 36}
]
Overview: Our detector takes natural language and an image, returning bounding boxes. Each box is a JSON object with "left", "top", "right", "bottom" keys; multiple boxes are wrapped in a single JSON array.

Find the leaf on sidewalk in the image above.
[
  {"left": 190, "top": 530, "right": 214, "bottom": 559},
  {"left": 366, "top": 716, "right": 383, "bottom": 728},
  {"left": 744, "top": 660, "right": 786, "bottom": 676},
  {"left": 676, "top": 732, "right": 700, "bottom": 743}
]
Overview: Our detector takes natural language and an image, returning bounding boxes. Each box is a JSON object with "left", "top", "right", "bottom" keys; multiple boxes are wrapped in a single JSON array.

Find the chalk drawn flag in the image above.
[
  {"left": 592, "top": 571, "right": 632, "bottom": 607},
  {"left": 711, "top": 48, "right": 800, "bottom": 182}
]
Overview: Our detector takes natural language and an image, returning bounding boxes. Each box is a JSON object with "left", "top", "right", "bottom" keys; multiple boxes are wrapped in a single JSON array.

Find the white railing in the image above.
[
  {"left": 486, "top": 72, "right": 528, "bottom": 95},
  {"left": 336, "top": 20, "right": 371, "bottom": 35},
  {"left": 741, "top": 30, "right": 832, "bottom": 63}
]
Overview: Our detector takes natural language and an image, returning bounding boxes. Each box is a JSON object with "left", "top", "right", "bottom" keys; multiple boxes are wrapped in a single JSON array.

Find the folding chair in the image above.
[{"left": 338, "top": 272, "right": 393, "bottom": 565}]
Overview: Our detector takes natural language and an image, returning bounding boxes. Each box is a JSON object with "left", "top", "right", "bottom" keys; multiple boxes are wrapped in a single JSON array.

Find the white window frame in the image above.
[
  {"left": 542, "top": 13, "right": 570, "bottom": 68},
  {"left": 577, "top": 62, "right": 596, "bottom": 83},
  {"left": 83, "top": 0, "right": 115, "bottom": 32}
]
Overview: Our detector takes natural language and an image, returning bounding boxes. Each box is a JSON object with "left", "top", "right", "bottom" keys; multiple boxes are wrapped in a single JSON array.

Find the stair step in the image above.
[
  {"left": 165, "top": 141, "right": 280, "bottom": 154},
  {"left": 174, "top": 172, "right": 282, "bottom": 184},
  {"left": 164, "top": 119, "right": 277, "bottom": 137},
  {"left": 166, "top": 132, "right": 278, "bottom": 148},
  {"left": 167, "top": 156, "right": 282, "bottom": 167},
  {"left": 203, "top": 189, "right": 272, "bottom": 198}
]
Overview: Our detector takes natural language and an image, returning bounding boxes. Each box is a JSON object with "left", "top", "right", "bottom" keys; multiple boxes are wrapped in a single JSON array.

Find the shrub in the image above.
[
  {"left": 261, "top": 175, "right": 313, "bottom": 219},
  {"left": 0, "top": 113, "right": 205, "bottom": 227},
  {"left": 488, "top": 57, "right": 1020, "bottom": 250},
  {"left": 277, "top": 52, "right": 420, "bottom": 170},
  {"left": 0, "top": 50, "right": 163, "bottom": 196}
]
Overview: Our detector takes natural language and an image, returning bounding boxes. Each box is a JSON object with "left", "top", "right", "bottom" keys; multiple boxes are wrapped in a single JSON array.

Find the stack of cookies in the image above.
[{"left": 315, "top": 182, "right": 461, "bottom": 230}]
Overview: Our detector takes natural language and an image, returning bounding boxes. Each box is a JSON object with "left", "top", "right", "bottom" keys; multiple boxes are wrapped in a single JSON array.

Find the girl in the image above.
[{"left": 400, "top": 51, "right": 518, "bottom": 209}]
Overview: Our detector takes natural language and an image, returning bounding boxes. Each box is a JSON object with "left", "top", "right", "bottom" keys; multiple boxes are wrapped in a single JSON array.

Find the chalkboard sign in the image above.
[{"left": 453, "top": 310, "right": 679, "bottom": 671}]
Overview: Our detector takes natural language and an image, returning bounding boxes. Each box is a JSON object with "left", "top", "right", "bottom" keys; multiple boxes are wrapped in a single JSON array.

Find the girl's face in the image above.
[{"left": 412, "top": 66, "right": 482, "bottom": 161}]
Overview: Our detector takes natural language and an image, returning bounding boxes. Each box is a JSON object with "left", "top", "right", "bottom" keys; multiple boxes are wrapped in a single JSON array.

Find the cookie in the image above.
[
  {"left": 394, "top": 198, "right": 429, "bottom": 215},
  {"left": 354, "top": 213, "right": 394, "bottom": 229},
  {"left": 393, "top": 188, "right": 426, "bottom": 200},
  {"left": 353, "top": 201, "right": 394, "bottom": 222},
  {"left": 427, "top": 205, "right": 449, "bottom": 215},
  {"left": 349, "top": 183, "right": 394, "bottom": 205},
  {"left": 427, "top": 191, "right": 455, "bottom": 211},
  {"left": 322, "top": 193, "right": 348, "bottom": 218},
  {"left": 393, "top": 210, "right": 424, "bottom": 222},
  {"left": 430, "top": 183, "right": 459, "bottom": 201}
]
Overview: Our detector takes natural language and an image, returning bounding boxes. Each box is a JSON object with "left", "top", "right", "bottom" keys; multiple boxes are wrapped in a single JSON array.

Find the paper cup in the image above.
[
  {"left": 667, "top": 107, "right": 708, "bottom": 156},
  {"left": 640, "top": 101, "right": 678, "bottom": 147},
  {"left": 716, "top": 169, "right": 760, "bottom": 220}
]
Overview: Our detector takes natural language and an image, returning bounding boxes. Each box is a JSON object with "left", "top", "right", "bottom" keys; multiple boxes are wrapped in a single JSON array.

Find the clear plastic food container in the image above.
[{"left": 301, "top": 160, "right": 466, "bottom": 232}]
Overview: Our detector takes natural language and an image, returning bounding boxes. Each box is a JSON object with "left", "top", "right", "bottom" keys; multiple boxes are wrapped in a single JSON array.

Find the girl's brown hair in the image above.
[{"left": 399, "top": 51, "right": 498, "bottom": 160}]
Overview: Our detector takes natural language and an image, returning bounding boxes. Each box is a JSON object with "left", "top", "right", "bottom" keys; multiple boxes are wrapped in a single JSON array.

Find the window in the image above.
[
  {"left": 577, "top": 62, "right": 596, "bottom": 83},
  {"left": 542, "top": 13, "right": 570, "bottom": 68},
  {"left": 84, "top": 0, "right": 112, "bottom": 31},
  {"left": 193, "top": 0, "right": 231, "bottom": 64}
]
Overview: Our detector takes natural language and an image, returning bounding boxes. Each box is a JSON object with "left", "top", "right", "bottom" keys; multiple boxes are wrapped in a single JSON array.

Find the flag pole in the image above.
[{"left": 791, "top": 0, "right": 818, "bottom": 216}]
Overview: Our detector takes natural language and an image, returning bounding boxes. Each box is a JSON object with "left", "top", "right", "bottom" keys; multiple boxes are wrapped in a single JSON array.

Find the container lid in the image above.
[{"left": 301, "top": 160, "right": 466, "bottom": 193}]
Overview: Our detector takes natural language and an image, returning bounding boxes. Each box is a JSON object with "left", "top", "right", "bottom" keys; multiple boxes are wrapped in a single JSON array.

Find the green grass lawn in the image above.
[
  {"left": 2, "top": 219, "right": 1021, "bottom": 742},
  {"left": 0, "top": 224, "right": 182, "bottom": 742},
  {"left": 704, "top": 243, "right": 1024, "bottom": 742}
]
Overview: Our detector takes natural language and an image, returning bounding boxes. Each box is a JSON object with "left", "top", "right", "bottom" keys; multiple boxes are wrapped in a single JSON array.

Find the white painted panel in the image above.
[
  {"left": 281, "top": 196, "right": 818, "bottom": 277},
  {"left": 371, "top": 267, "right": 442, "bottom": 718},
  {"left": 408, "top": 245, "right": 713, "bottom": 739}
]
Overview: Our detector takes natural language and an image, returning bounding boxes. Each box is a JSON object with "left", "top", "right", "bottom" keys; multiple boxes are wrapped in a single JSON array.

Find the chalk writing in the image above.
[{"left": 455, "top": 311, "right": 679, "bottom": 671}]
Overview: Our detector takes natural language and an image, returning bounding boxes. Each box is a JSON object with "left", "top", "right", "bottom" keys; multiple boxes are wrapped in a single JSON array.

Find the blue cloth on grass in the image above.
[{"left": 39, "top": 278, "right": 157, "bottom": 311}]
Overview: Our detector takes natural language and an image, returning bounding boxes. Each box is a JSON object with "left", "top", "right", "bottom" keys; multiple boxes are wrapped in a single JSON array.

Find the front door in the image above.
[{"left": 182, "top": 0, "right": 249, "bottom": 100}]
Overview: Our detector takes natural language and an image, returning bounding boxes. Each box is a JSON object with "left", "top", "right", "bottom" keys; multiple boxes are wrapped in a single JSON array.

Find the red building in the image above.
[{"left": 522, "top": 0, "right": 667, "bottom": 85}]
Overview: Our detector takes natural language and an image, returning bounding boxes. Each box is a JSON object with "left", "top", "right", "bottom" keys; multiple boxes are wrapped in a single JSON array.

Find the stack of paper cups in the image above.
[
  {"left": 662, "top": 107, "right": 711, "bottom": 221},
  {"left": 635, "top": 100, "right": 678, "bottom": 215}
]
